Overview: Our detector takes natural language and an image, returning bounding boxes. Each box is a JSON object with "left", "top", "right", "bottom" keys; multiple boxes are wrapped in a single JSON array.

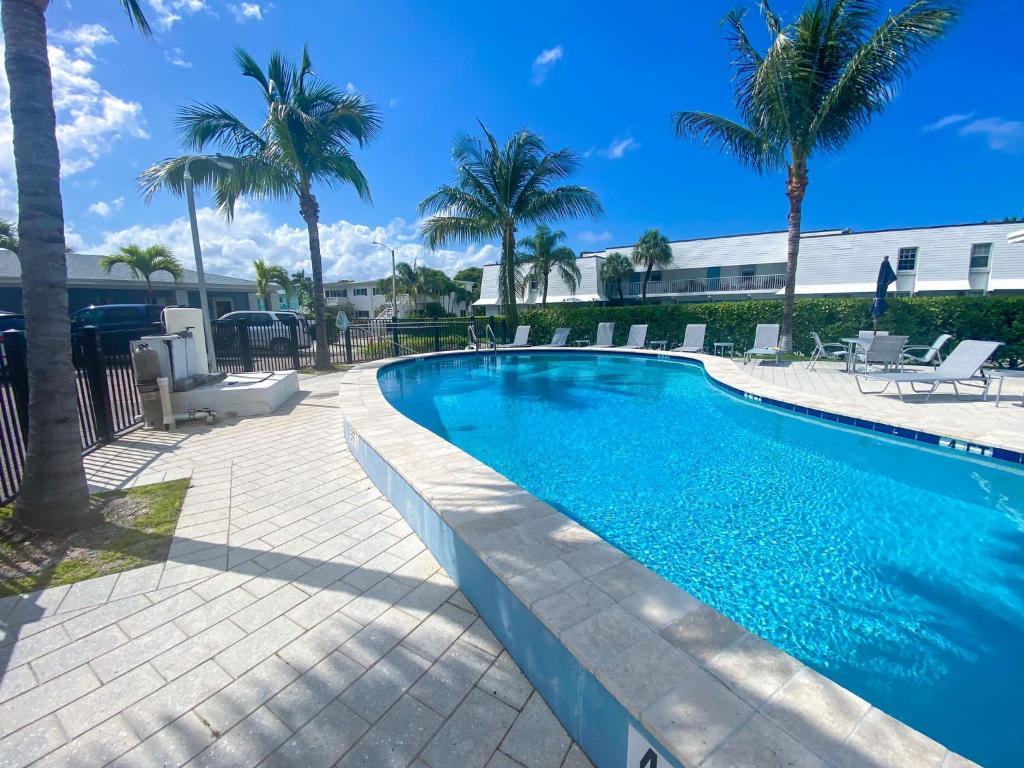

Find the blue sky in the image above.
[{"left": 1, "top": 0, "right": 1022, "bottom": 281}]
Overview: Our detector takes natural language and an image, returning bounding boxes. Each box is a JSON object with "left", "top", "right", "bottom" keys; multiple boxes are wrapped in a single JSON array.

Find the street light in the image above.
[
  {"left": 372, "top": 241, "right": 399, "bottom": 320},
  {"left": 183, "top": 154, "right": 232, "bottom": 372}
]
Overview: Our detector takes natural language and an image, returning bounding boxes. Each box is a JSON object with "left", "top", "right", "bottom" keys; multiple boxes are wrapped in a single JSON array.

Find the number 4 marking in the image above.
[{"left": 640, "top": 748, "right": 658, "bottom": 768}]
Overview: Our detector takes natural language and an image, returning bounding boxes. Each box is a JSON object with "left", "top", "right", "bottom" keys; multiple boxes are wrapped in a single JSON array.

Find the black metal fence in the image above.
[
  {"left": 0, "top": 327, "right": 146, "bottom": 504},
  {"left": 211, "top": 316, "right": 507, "bottom": 371}
]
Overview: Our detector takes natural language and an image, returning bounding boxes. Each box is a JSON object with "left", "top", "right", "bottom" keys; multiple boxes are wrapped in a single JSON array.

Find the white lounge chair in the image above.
[
  {"left": 901, "top": 333, "right": 952, "bottom": 367},
  {"left": 858, "top": 330, "right": 889, "bottom": 339},
  {"left": 856, "top": 340, "right": 1002, "bottom": 401},
  {"left": 548, "top": 327, "right": 570, "bottom": 347},
  {"left": 618, "top": 324, "right": 648, "bottom": 349},
  {"left": 853, "top": 335, "right": 907, "bottom": 373},
  {"left": 743, "top": 324, "right": 781, "bottom": 363},
  {"left": 673, "top": 324, "right": 706, "bottom": 353},
  {"left": 591, "top": 322, "right": 615, "bottom": 347},
  {"left": 808, "top": 331, "right": 847, "bottom": 371},
  {"left": 500, "top": 325, "right": 530, "bottom": 348}
]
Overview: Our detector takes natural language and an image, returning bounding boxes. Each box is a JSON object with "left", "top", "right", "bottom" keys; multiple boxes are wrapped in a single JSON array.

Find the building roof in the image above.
[{"left": 0, "top": 250, "right": 257, "bottom": 289}]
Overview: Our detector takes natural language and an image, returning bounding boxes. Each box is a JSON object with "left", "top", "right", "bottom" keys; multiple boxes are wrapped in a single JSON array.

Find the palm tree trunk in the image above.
[
  {"left": 145, "top": 276, "right": 154, "bottom": 304},
  {"left": 541, "top": 272, "right": 548, "bottom": 307},
  {"left": 642, "top": 263, "right": 653, "bottom": 304},
  {"left": 781, "top": 160, "right": 808, "bottom": 353},
  {"left": 501, "top": 223, "right": 518, "bottom": 328},
  {"left": 299, "top": 188, "right": 330, "bottom": 369},
  {"left": 3, "top": 0, "right": 93, "bottom": 532}
]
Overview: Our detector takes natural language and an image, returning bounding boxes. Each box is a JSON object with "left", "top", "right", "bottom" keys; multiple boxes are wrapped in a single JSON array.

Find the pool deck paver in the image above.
[{"left": 0, "top": 372, "right": 587, "bottom": 768}]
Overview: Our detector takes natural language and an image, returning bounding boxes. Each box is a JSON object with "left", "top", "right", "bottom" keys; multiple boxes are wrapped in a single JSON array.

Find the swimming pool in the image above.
[{"left": 379, "top": 352, "right": 1024, "bottom": 767}]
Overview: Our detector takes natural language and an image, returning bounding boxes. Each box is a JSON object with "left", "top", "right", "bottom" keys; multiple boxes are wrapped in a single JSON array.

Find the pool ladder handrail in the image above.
[{"left": 484, "top": 324, "right": 498, "bottom": 354}]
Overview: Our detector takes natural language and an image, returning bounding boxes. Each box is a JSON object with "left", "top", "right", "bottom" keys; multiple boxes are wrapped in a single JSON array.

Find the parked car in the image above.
[
  {"left": 213, "top": 310, "right": 314, "bottom": 355},
  {"left": 0, "top": 311, "right": 25, "bottom": 334},
  {"left": 70, "top": 304, "right": 165, "bottom": 333}
]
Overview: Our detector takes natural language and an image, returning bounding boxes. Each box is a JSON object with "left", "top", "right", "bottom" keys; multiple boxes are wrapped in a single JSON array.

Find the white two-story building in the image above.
[
  {"left": 472, "top": 221, "right": 1024, "bottom": 315},
  {"left": 324, "top": 278, "right": 475, "bottom": 319}
]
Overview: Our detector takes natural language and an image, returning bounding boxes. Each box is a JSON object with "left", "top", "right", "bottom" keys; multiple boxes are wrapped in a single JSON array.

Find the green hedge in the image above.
[{"left": 513, "top": 296, "right": 1024, "bottom": 366}]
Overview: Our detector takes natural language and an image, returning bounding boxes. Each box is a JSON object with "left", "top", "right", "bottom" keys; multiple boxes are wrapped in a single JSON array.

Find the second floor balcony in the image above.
[{"left": 624, "top": 272, "right": 787, "bottom": 297}]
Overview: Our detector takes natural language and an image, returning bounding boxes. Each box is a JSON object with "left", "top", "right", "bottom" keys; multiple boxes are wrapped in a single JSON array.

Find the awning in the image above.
[
  {"left": 472, "top": 297, "right": 499, "bottom": 306},
  {"left": 1009, "top": 229, "right": 1024, "bottom": 245},
  {"left": 913, "top": 279, "right": 971, "bottom": 292},
  {"left": 544, "top": 294, "right": 604, "bottom": 303},
  {"left": 779, "top": 283, "right": 874, "bottom": 296},
  {"left": 988, "top": 278, "right": 1024, "bottom": 290}
]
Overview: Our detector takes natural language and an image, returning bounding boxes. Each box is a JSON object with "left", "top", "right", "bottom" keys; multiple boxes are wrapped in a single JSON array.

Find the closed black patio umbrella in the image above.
[{"left": 871, "top": 256, "right": 897, "bottom": 331}]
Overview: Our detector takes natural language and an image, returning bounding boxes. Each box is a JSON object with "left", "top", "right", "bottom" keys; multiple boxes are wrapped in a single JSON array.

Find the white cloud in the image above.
[
  {"left": 578, "top": 230, "right": 613, "bottom": 244},
  {"left": 958, "top": 117, "right": 1024, "bottom": 152},
  {"left": 84, "top": 203, "right": 500, "bottom": 282},
  {"left": 229, "top": 2, "right": 270, "bottom": 23},
  {"left": 147, "top": 0, "right": 207, "bottom": 30},
  {"left": 388, "top": 97, "right": 400, "bottom": 109},
  {"left": 345, "top": 82, "right": 357, "bottom": 94},
  {"left": 52, "top": 24, "right": 116, "bottom": 59},
  {"left": 599, "top": 136, "right": 640, "bottom": 160},
  {"left": 531, "top": 45, "right": 563, "bottom": 85},
  {"left": 0, "top": 30, "right": 147, "bottom": 217},
  {"left": 921, "top": 112, "right": 974, "bottom": 132},
  {"left": 88, "top": 197, "right": 125, "bottom": 217},
  {"left": 165, "top": 47, "right": 192, "bottom": 68}
]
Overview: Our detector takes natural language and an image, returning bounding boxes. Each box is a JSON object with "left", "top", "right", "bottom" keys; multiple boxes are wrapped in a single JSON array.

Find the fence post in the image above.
[
  {"left": 236, "top": 319, "right": 255, "bottom": 372},
  {"left": 4, "top": 330, "right": 30, "bottom": 441},
  {"left": 80, "top": 326, "right": 115, "bottom": 443},
  {"left": 344, "top": 327, "right": 353, "bottom": 364},
  {"left": 288, "top": 321, "right": 301, "bottom": 370},
  {"left": 391, "top": 322, "right": 400, "bottom": 358},
  {"left": 433, "top": 323, "right": 441, "bottom": 352}
]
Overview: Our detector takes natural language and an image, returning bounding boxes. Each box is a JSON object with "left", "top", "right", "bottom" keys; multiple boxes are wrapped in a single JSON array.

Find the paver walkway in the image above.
[{"left": 0, "top": 372, "right": 589, "bottom": 768}]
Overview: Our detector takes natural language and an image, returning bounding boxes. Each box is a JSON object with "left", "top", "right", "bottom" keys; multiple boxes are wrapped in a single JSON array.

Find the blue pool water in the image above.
[{"left": 379, "top": 353, "right": 1024, "bottom": 766}]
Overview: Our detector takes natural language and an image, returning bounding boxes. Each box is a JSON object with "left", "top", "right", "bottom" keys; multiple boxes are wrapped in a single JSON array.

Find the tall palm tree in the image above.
[
  {"left": 419, "top": 123, "right": 602, "bottom": 328},
  {"left": 673, "top": 0, "right": 959, "bottom": 350},
  {"left": 632, "top": 229, "right": 673, "bottom": 304},
  {"left": 139, "top": 46, "right": 380, "bottom": 369},
  {"left": 100, "top": 244, "right": 184, "bottom": 304},
  {"left": 599, "top": 251, "right": 633, "bottom": 301},
  {"left": 252, "top": 259, "right": 292, "bottom": 309},
  {"left": 2, "top": 0, "right": 150, "bottom": 532},
  {"left": 518, "top": 225, "right": 580, "bottom": 307},
  {"left": 0, "top": 217, "right": 17, "bottom": 253}
]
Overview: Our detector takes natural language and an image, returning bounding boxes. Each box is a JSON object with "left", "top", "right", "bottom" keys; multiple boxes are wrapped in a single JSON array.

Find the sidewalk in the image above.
[{"left": 0, "top": 372, "right": 587, "bottom": 768}]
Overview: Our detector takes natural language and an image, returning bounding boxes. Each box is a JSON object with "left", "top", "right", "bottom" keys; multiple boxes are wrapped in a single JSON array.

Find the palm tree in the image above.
[
  {"left": 139, "top": 46, "right": 380, "bottom": 369},
  {"left": 517, "top": 225, "right": 580, "bottom": 307},
  {"left": 673, "top": 0, "right": 959, "bottom": 350},
  {"left": 100, "top": 244, "right": 184, "bottom": 304},
  {"left": 632, "top": 229, "right": 673, "bottom": 303},
  {"left": 599, "top": 251, "right": 633, "bottom": 301},
  {"left": 252, "top": 259, "right": 292, "bottom": 309},
  {"left": 0, "top": 217, "right": 17, "bottom": 253},
  {"left": 2, "top": 0, "right": 150, "bottom": 532},
  {"left": 419, "top": 123, "right": 602, "bottom": 328},
  {"left": 290, "top": 269, "right": 314, "bottom": 312}
]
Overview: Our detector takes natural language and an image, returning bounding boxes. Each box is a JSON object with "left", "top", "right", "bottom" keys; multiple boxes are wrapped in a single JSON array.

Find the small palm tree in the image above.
[
  {"left": 0, "top": 217, "right": 18, "bottom": 253},
  {"left": 632, "top": 229, "right": 673, "bottom": 304},
  {"left": 517, "top": 225, "right": 580, "bottom": 307},
  {"left": 599, "top": 251, "right": 633, "bottom": 301},
  {"left": 253, "top": 259, "right": 292, "bottom": 309},
  {"left": 100, "top": 244, "right": 184, "bottom": 304},
  {"left": 290, "top": 269, "right": 314, "bottom": 312},
  {"left": 673, "top": 0, "right": 959, "bottom": 350},
  {"left": 140, "top": 46, "right": 381, "bottom": 369},
  {"left": 3, "top": 0, "right": 150, "bottom": 531},
  {"left": 419, "top": 123, "right": 602, "bottom": 328}
]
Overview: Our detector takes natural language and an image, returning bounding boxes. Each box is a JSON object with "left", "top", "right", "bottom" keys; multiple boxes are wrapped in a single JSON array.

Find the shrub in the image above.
[{"left": 517, "top": 296, "right": 1024, "bottom": 366}]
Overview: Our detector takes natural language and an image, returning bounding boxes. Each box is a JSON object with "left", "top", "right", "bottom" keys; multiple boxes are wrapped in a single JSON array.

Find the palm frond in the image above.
[
  {"left": 420, "top": 215, "right": 499, "bottom": 250},
  {"left": 673, "top": 111, "right": 786, "bottom": 173},
  {"left": 312, "top": 151, "right": 372, "bottom": 202},
  {"left": 117, "top": 0, "right": 152, "bottom": 35},
  {"left": 235, "top": 48, "right": 272, "bottom": 99},
  {"left": 519, "top": 186, "right": 603, "bottom": 226},
  {"left": 175, "top": 103, "right": 266, "bottom": 154}
]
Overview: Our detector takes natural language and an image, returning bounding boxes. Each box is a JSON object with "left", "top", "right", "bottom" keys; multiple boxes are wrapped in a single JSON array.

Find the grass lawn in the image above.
[{"left": 0, "top": 478, "right": 190, "bottom": 597}]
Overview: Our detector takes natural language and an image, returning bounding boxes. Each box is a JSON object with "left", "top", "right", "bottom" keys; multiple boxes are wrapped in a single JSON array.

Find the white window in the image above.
[
  {"left": 969, "top": 243, "right": 991, "bottom": 270},
  {"left": 897, "top": 247, "right": 917, "bottom": 272},
  {"left": 325, "top": 289, "right": 347, "bottom": 299},
  {"left": 356, "top": 310, "right": 370, "bottom": 318},
  {"left": 353, "top": 288, "right": 368, "bottom": 296}
]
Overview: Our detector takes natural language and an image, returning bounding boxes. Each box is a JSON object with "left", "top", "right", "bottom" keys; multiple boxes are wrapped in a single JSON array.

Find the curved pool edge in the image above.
[{"left": 340, "top": 349, "right": 983, "bottom": 768}]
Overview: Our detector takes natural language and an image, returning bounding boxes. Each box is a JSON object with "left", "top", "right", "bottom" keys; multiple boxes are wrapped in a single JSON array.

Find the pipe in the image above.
[
  {"left": 157, "top": 377, "right": 175, "bottom": 431},
  {"left": 172, "top": 409, "right": 216, "bottom": 425}
]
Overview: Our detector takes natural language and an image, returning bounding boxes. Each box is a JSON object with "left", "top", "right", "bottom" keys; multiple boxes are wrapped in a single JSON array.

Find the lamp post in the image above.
[
  {"left": 373, "top": 241, "right": 399, "bottom": 319},
  {"left": 183, "top": 155, "right": 232, "bottom": 371}
]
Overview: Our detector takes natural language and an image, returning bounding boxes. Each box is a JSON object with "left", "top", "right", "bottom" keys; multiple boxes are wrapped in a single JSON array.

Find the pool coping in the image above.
[{"left": 341, "top": 348, "right": 983, "bottom": 768}]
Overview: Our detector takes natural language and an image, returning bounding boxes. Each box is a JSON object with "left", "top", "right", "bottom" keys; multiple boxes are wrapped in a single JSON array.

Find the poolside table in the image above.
[
  {"left": 572, "top": 339, "right": 590, "bottom": 347},
  {"left": 713, "top": 342, "right": 734, "bottom": 357},
  {"left": 648, "top": 340, "right": 668, "bottom": 350},
  {"left": 990, "top": 370, "right": 1024, "bottom": 407}
]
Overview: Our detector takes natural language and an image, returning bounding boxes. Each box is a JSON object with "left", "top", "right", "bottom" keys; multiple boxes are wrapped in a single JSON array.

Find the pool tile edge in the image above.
[{"left": 340, "top": 353, "right": 982, "bottom": 768}]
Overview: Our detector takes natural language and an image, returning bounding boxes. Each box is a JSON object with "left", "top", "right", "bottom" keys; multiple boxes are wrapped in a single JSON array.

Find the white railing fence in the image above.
[{"left": 625, "top": 273, "right": 787, "bottom": 297}]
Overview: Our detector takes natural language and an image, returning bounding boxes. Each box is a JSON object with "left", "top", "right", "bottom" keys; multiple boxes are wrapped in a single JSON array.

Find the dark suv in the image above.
[{"left": 70, "top": 304, "right": 165, "bottom": 333}]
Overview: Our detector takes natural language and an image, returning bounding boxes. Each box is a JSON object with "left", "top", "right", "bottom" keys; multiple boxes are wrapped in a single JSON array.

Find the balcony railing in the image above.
[{"left": 625, "top": 273, "right": 787, "bottom": 296}]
